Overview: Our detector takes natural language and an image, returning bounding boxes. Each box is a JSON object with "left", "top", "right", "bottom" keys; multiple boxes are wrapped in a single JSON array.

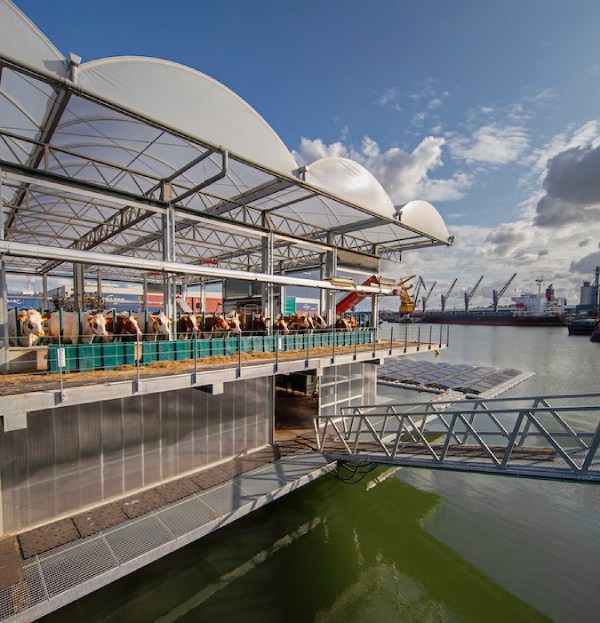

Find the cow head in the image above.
[
  {"left": 18, "top": 309, "right": 45, "bottom": 338},
  {"left": 181, "top": 314, "right": 198, "bottom": 333},
  {"left": 119, "top": 315, "right": 143, "bottom": 336},
  {"left": 151, "top": 312, "right": 172, "bottom": 336},
  {"left": 226, "top": 312, "right": 242, "bottom": 334},
  {"left": 88, "top": 313, "right": 109, "bottom": 338}
]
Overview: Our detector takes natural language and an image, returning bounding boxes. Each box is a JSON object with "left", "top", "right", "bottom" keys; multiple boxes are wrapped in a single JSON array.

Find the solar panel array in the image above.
[{"left": 378, "top": 358, "right": 523, "bottom": 395}]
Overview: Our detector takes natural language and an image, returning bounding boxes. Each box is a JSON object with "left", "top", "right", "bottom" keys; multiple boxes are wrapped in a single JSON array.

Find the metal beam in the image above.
[{"left": 0, "top": 240, "right": 397, "bottom": 294}]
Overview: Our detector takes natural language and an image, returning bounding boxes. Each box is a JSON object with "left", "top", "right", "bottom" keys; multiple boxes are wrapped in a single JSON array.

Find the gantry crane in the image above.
[
  {"left": 440, "top": 278, "right": 458, "bottom": 312},
  {"left": 492, "top": 273, "right": 517, "bottom": 312},
  {"left": 464, "top": 276, "right": 483, "bottom": 312},
  {"left": 421, "top": 280, "right": 437, "bottom": 313}
]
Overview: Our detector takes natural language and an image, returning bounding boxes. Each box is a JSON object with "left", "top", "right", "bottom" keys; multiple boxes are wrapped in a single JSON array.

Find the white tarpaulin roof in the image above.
[{"left": 0, "top": 0, "right": 452, "bottom": 281}]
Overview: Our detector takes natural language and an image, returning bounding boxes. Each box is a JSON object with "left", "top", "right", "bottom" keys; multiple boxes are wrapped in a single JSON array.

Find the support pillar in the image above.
[
  {"left": 261, "top": 230, "right": 274, "bottom": 325},
  {"left": 96, "top": 270, "right": 102, "bottom": 309},
  {"left": 161, "top": 182, "right": 176, "bottom": 338},
  {"left": 42, "top": 273, "right": 48, "bottom": 310},
  {"left": 142, "top": 274, "right": 148, "bottom": 312},
  {"left": 73, "top": 263, "right": 85, "bottom": 309},
  {"left": 0, "top": 174, "right": 8, "bottom": 373}
]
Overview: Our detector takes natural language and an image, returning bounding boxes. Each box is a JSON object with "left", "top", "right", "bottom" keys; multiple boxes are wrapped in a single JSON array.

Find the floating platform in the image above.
[
  {"left": 377, "top": 358, "right": 534, "bottom": 398},
  {"left": 0, "top": 445, "right": 329, "bottom": 623}
]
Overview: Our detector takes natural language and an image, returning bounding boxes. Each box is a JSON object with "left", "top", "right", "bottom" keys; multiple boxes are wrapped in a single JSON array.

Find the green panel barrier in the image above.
[
  {"left": 211, "top": 339, "right": 225, "bottom": 357},
  {"left": 336, "top": 332, "right": 344, "bottom": 346},
  {"left": 48, "top": 345, "right": 58, "bottom": 373},
  {"left": 102, "top": 342, "right": 120, "bottom": 370},
  {"left": 175, "top": 340, "right": 193, "bottom": 361},
  {"left": 241, "top": 337, "right": 253, "bottom": 352},
  {"left": 123, "top": 343, "right": 136, "bottom": 366},
  {"left": 224, "top": 338, "right": 237, "bottom": 356},
  {"left": 285, "top": 334, "right": 296, "bottom": 351},
  {"left": 194, "top": 339, "right": 211, "bottom": 359},
  {"left": 294, "top": 334, "right": 304, "bottom": 350},
  {"left": 251, "top": 336, "right": 264, "bottom": 352},
  {"left": 141, "top": 342, "right": 158, "bottom": 365},
  {"left": 158, "top": 341, "right": 176, "bottom": 361},
  {"left": 345, "top": 332, "right": 352, "bottom": 346},
  {"left": 78, "top": 344, "right": 97, "bottom": 372},
  {"left": 264, "top": 336, "right": 275, "bottom": 352}
]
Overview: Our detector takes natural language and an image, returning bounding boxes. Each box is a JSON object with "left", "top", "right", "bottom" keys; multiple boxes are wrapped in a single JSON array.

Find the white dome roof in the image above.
[
  {"left": 396, "top": 200, "right": 450, "bottom": 241},
  {"left": 78, "top": 57, "right": 298, "bottom": 175},
  {"left": 303, "top": 157, "right": 396, "bottom": 219}
]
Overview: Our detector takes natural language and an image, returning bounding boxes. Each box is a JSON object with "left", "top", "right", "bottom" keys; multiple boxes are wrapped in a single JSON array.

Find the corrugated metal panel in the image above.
[{"left": 0, "top": 379, "right": 272, "bottom": 533}]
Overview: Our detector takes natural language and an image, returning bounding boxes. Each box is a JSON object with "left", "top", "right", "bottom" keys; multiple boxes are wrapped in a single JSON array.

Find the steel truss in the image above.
[
  {"left": 314, "top": 393, "right": 600, "bottom": 482},
  {"left": 0, "top": 54, "right": 450, "bottom": 287}
]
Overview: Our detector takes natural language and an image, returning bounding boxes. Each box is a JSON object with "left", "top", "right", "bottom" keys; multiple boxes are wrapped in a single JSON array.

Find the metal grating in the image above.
[
  {"left": 156, "top": 497, "right": 218, "bottom": 538},
  {"left": 199, "top": 482, "right": 253, "bottom": 517},
  {"left": 0, "top": 562, "right": 46, "bottom": 621},
  {"left": 39, "top": 536, "right": 117, "bottom": 598},
  {"left": 104, "top": 516, "right": 174, "bottom": 564},
  {"left": 0, "top": 450, "right": 334, "bottom": 622}
]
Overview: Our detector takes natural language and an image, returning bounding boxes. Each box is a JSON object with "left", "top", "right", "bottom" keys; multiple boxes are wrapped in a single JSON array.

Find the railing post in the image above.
[
  {"left": 417, "top": 326, "right": 421, "bottom": 351},
  {"left": 237, "top": 331, "right": 242, "bottom": 378},
  {"left": 305, "top": 330, "right": 310, "bottom": 367},
  {"left": 428, "top": 325, "right": 432, "bottom": 350},
  {"left": 353, "top": 328, "right": 358, "bottom": 360},
  {"left": 446, "top": 325, "right": 450, "bottom": 347},
  {"left": 438, "top": 325, "right": 443, "bottom": 348},
  {"left": 372, "top": 326, "right": 376, "bottom": 358},
  {"left": 404, "top": 324, "right": 408, "bottom": 353},
  {"left": 57, "top": 331, "right": 64, "bottom": 402},
  {"left": 389, "top": 326, "right": 393, "bottom": 355},
  {"left": 332, "top": 328, "right": 336, "bottom": 363},
  {"left": 193, "top": 330, "right": 197, "bottom": 384},
  {"left": 275, "top": 332, "right": 280, "bottom": 372},
  {"left": 135, "top": 331, "right": 140, "bottom": 392}
]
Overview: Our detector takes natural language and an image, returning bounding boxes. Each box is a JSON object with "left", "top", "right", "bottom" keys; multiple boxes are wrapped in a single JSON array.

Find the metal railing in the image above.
[{"left": 313, "top": 393, "right": 600, "bottom": 482}]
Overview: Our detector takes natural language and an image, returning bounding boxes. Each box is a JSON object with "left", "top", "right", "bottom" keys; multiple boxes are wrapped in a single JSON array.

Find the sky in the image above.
[{"left": 12, "top": 0, "right": 600, "bottom": 309}]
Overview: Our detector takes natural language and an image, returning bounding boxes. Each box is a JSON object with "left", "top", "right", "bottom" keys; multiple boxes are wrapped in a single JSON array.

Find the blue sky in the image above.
[{"left": 14, "top": 0, "right": 600, "bottom": 308}]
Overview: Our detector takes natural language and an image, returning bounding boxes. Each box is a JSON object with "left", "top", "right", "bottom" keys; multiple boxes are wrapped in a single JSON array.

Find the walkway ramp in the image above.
[{"left": 314, "top": 393, "right": 600, "bottom": 482}]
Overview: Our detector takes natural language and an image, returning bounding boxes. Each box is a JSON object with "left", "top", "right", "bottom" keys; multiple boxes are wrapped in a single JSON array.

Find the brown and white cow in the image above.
[
  {"left": 105, "top": 312, "right": 143, "bottom": 342},
  {"left": 145, "top": 312, "right": 172, "bottom": 341},
  {"left": 202, "top": 314, "right": 231, "bottom": 338},
  {"left": 176, "top": 314, "right": 198, "bottom": 339},
  {"left": 286, "top": 313, "right": 315, "bottom": 332},
  {"left": 8, "top": 309, "right": 48, "bottom": 347},
  {"left": 273, "top": 315, "right": 290, "bottom": 334},
  {"left": 312, "top": 313, "right": 327, "bottom": 330},
  {"left": 46, "top": 310, "right": 109, "bottom": 345},
  {"left": 335, "top": 315, "right": 352, "bottom": 332},
  {"left": 226, "top": 311, "right": 242, "bottom": 335}
]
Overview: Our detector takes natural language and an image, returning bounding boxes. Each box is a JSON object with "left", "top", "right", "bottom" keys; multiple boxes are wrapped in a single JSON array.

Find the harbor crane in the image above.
[
  {"left": 492, "top": 273, "right": 517, "bottom": 312},
  {"left": 421, "top": 280, "right": 437, "bottom": 313},
  {"left": 464, "top": 276, "right": 484, "bottom": 312},
  {"left": 412, "top": 277, "right": 425, "bottom": 310},
  {"left": 440, "top": 278, "right": 458, "bottom": 312}
]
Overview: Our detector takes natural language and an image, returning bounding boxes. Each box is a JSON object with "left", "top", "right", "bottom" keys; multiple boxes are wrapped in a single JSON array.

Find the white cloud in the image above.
[
  {"left": 293, "top": 135, "right": 471, "bottom": 204},
  {"left": 449, "top": 124, "right": 529, "bottom": 164}
]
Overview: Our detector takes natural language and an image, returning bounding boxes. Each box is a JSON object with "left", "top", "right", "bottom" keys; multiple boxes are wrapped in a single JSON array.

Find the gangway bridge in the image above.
[{"left": 313, "top": 393, "right": 600, "bottom": 483}]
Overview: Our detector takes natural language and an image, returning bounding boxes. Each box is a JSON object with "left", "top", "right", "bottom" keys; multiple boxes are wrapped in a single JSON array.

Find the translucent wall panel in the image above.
[
  {"left": 0, "top": 377, "right": 272, "bottom": 534},
  {"left": 319, "top": 362, "right": 377, "bottom": 417}
]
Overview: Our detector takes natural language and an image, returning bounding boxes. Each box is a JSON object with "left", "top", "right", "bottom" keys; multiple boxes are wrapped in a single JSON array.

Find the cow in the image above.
[
  {"left": 140, "top": 312, "right": 172, "bottom": 341},
  {"left": 273, "top": 315, "right": 290, "bottom": 334},
  {"left": 226, "top": 311, "right": 242, "bottom": 335},
  {"left": 46, "top": 310, "right": 109, "bottom": 345},
  {"left": 251, "top": 314, "right": 271, "bottom": 335},
  {"left": 105, "top": 312, "right": 143, "bottom": 342},
  {"left": 176, "top": 314, "right": 198, "bottom": 339},
  {"left": 202, "top": 314, "right": 231, "bottom": 338},
  {"left": 7, "top": 309, "right": 47, "bottom": 347},
  {"left": 286, "top": 313, "right": 315, "bottom": 332},
  {"left": 312, "top": 313, "right": 327, "bottom": 330},
  {"left": 335, "top": 315, "right": 352, "bottom": 332}
]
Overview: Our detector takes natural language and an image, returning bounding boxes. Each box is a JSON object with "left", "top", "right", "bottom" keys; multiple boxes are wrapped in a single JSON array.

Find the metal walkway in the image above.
[{"left": 314, "top": 393, "right": 600, "bottom": 482}]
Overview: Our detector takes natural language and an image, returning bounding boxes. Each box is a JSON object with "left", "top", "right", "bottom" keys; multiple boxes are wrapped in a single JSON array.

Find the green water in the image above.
[
  {"left": 43, "top": 473, "right": 549, "bottom": 623},
  {"left": 41, "top": 325, "right": 600, "bottom": 622}
]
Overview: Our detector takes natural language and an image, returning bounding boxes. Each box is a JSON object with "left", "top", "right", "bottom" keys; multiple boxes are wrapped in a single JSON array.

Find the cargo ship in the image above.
[{"left": 382, "top": 284, "right": 568, "bottom": 327}]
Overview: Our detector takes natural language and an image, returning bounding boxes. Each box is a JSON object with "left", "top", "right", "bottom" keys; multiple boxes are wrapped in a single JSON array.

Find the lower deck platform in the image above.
[{"left": 0, "top": 444, "right": 328, "bottom": 623}]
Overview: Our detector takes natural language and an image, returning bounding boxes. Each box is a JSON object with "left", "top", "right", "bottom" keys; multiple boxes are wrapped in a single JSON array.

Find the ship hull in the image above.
[{"left": 419, "top": 311, "right": 567, "bottom": 327}]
